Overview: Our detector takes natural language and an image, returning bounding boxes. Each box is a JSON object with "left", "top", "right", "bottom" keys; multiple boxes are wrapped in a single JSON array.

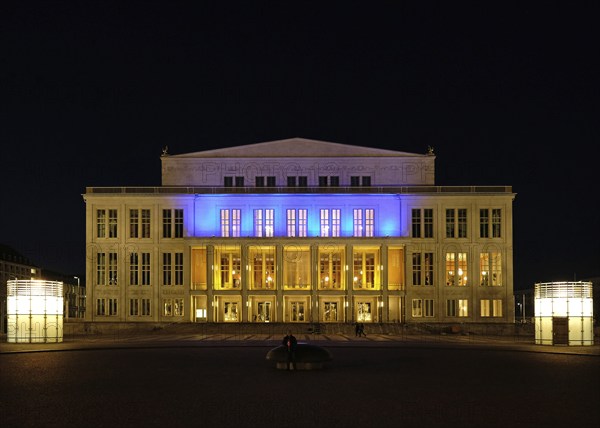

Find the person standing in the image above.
[
  {"left": 359, "top": 322, "right": 366, "bottom": 337},
  {"left": 282, "top": 330, "right": 298, "bottom": 370}
]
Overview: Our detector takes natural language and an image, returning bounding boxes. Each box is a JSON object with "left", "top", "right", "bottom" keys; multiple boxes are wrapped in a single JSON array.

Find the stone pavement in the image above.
[{"left": 1, "top": 331, "right": 598, "bottom": 355}]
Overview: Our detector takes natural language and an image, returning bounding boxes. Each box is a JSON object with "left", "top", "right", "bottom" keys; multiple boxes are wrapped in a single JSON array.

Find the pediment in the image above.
[{"left": 170, "top": 138, "right": 424, "bottom": 158}]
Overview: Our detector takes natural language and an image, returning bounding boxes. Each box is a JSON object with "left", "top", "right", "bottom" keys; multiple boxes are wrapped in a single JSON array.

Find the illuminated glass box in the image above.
[
  {"left": 534, "top": 281, "right": 593, "bottom": 346},
  {"left": 6, "top": 280, "right": 64, "bottom": 343}
]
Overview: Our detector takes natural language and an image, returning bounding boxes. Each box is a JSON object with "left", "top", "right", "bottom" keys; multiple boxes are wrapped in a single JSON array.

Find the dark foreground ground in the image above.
[{"left": 0, "top": 334, "right": 598, "bottom": 428}]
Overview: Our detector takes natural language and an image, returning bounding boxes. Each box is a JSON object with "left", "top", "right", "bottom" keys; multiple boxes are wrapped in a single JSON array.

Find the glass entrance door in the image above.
[{"left": 257, "top": 302, "right": 271, "bottom": 322}]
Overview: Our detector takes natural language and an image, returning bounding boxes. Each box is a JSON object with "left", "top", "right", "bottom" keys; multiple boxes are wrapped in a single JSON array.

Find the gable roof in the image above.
[{"left": 169, "top": 138, "right": 425, "bottom": 158}]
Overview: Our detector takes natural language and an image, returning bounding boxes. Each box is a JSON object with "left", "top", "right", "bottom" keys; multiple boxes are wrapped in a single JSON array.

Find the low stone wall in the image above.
[{"left": 62, "top": 321, "right": 538, "bottom": 338}]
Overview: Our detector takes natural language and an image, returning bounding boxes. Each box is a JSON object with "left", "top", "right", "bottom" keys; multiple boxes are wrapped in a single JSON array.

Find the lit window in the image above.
[{"left": 445, "top": 252, "right": 468, "bottom": 286}]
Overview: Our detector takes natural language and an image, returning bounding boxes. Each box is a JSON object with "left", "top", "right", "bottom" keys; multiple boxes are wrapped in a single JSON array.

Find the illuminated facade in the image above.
[{"left": 83, "top": 138, "right": 515, "bottom": 324}]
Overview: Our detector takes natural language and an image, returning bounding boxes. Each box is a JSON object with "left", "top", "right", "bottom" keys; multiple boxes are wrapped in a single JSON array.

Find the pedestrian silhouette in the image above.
[{"left": 282, "top": 330, "right": 298, "bottom": 370}]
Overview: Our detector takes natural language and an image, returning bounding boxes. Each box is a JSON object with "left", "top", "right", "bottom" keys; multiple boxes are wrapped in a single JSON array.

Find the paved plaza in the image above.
[{"left": 1, "top": 332, "right": 598, "bottom": 428}]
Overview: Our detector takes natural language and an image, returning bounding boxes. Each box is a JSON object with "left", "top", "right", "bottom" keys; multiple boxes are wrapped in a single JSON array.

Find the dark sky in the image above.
[{"left": 1, "top": 1, "right": 598, "bottom": 289}]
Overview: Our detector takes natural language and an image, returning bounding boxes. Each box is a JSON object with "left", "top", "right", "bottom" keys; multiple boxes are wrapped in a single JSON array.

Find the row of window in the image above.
[
  {"left": 97, "top": 207, "right": 502, "bottom": 240},
  {"left": 95, "top": 297, "right": 503, "bottom": 318},
  {"left": 412, "top": 298, "right": 503, "bottom": 317},
  {"left": 224, "top": 175, "right": 373, "bottom": 187},
  {"left": 412, "top": 208, "right": 502, "bottom": 238},
  {"left": 97, "top": 252, "right": 184, "bottom": 286},
  {"left": 96, "top": 298, "right": 183, "bottom": 317},
  {"left": 95, "top": 247, "right": 502, "bottom": 288},
  {"left": 98, "top": 208, "right": 184, "bottom": 239}
]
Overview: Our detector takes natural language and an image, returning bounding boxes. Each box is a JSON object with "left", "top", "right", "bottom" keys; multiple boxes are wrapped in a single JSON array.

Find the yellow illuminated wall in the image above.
[
  {"left": 6, "top": 280, "right": 64, "bottom": 343},
  {"left": 534, "top": 281, "right": 593, "bottom": 346}
]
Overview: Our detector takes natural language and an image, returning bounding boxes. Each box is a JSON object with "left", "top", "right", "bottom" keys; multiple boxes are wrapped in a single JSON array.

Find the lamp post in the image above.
[{"left": 72, "top": 276, "right": 80, "bottom": 319}]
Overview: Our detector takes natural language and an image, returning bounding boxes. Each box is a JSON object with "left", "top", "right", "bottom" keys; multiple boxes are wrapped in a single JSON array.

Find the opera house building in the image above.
[{"left": 83, "top": 138, "right": 515, "bottom": 325}]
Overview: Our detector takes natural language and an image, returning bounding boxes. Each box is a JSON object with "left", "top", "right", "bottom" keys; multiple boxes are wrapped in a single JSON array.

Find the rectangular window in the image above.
[
  {"left": 283, "top": 246, "right": 311, "bottom": 289},
  {"left": 162, "top": 253, "right": 171, "bottom": 285},
  {"left": 424, "top": 299, "right": 434, "bottom": 317},
  {"left": 298, "top": 209, "right": 307, "bottom": 237},
  {"left": 141, "top": 253, "right": 150, "bottom": 285},
  {"left": 109, "top": 253, "right": 118, "bottom": 285},
  {"left": 97, "top": 253, "right": 106, "bottom": 285},
  {"left": 424, "top": 209, "right": 433, "bottom": 238},
  {"left": 446, "top": 208, "right": 468, "bottom": 238},
  {"left": 265, "top": 209, "right": 274, "bottom": 237},
  {"left": 492, "top": 209, "right": 502, "bottom": 238},
  {"left": 320, "top": 209, "right": 329, "bottom": 237},
  {"left": 298, "top": 176, "right": 307, "bottom": 187},
  {"left": 458, "top": 299, "right": 468, "bottom": 317},
  {"left": 457, "top": 209, "right": 467, "bottom": 238},
  {"left": 249, "top": 246, "right": 276, "bottom": 290},
  {"left": 353, "top": 209, "right": 363, "bottom": 237},
  {"left": 492, "top": 299, "right": 502, "bottom": 317},
  {"left": 96, "top": 299, "right": 106, "bottom": 316},
  {"left": 481, "top": 299, "right": 490, "bottom": 317},
  {"left": 361, "top": 176, "right": 371, "bottom": 186},
  {"left": 220, "top": 209, "right": 230, "bottom": 237},
  {"left": 97, "top": 210, "right": 106, "bottom": 238},
  {"left": 255, "top": 176, "right": 265, "bottom": 187},
  {"left": 350, "top": 176, "right": 360, "bottom": 186},
  {"left": 353, "top": 208, "right": 374, "bottom": 237},
  {"left": 163, "top": 209, "right": 172, "bottom": 238},
  {"left": 412, "top": 299, "right": 422, "bottom": 317},
  {"left": 175, "top": 252, "right": 183, "bottom": 285},
  {"left": 365, "top": 209, "right": 374, "bottom": 237},
  {"left": 163, "top": 299, "right": 183, "bottom": 316},
  {"left": 254, "top": 209, "right": 263, "bottom": 237},
  {"left": 320, "top": 209, "right": 341, "bottom": 237},
  {"left": 286, "top": 209, "right": 296, "bottom": 237},
  {"left": 353, "top": 247, "right": 379, "bottom": 289},
  {"left": 318, "top": 248, "right": 344, "bottom": 290},
  {"left": 254, "top": 209, "right": 274, "bottom": 237},
  {"left": 446, "top": 299, "right": 457, "bottom": 317},
  {"left": 163, "top": 209, "right": 183, "bottom": 238},
  {"left": 287, "top": 176, "right": 296, "bottom": 187},
  {"left": 174, "top": 209, "right": 183, "bottom": 238},
  {"left": 330, "top": 176, "right": 340, "bottom": 186},
  {"left": 480, "top": 208, "right": 502, "bottom": 238},
  {"left": 129, "top": 299, "right": 139, "bottom": 316},
  {"left": 481, "top": 299, "right": 501, "bottom": 317},
  {"left": 411, "top": 209, "right": 421, "bottom": 238},
  {"left": 108, "top": 298, "right": 118, "bottom": 316},
  {"left": 480, "top": 252, "right": 502, "bottom": 286},
  {"left": 141, "top": 298, "right": 151, "bottom": 316},
  {"left": 224, "top": 176, "right": 233, "bottom": 187},
  {"left": 319, "top": 176, "right": 328, "bottom": 187},
  {"left": 412, "top": 208, "right": 433, "bottom": 238},
  {"left": 445, "top": 252, "right": 468, "bottom": 286},
  {"left": 130, "top": 209, "right": 139, "bottom": 238},
  {"left": 266, "top": 176, "right": 276, "bottom": 187},
  {"left": 480, "top": 209, "right": 489, "bottom": 238},
  {"left": 412, "top": 252, "right": 434, "bottom": 286},
  {"left": 331, "top": 209, "right": 340, "bottom": 237},
  {"left": 130, "top": 252, "right": 139, "bottom": 285},
  {"left": 235, "top": 176, "right": 244, "bottom": 187},
  {"left": 221, "top": 209, "right": 241, "bottom": 237},
  {"left": 129, "top": 252, "right": 150, "bottom": 286},
  {"left": 109, "top": 209, "right": 118, "bottom": 238},
  {"left": 129, "top": 209, "right": 151, "bottom": 238}
]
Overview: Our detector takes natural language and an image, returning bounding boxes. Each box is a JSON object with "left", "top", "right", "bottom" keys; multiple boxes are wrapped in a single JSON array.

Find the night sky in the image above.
[{"left": 1, "top": 1, "right": 598, "bottom": 290}]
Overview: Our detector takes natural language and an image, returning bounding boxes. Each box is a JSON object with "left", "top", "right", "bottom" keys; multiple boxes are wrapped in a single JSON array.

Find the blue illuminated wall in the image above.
[{"left": 193, "top": 194, "right": 402, "bottom": 237}]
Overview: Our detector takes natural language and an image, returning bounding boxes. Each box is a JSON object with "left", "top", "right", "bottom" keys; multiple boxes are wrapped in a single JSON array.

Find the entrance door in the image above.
[
  {"left": 257, "top": 302, "right": 271, "bottom": 322},
  {"left": 224, "top": 302, "right": 239, "bottom": 322},
  {"left": 323, "top": 302, "right": 338, "bottom": 322},
  {"left": 552, "top": 317, "right": 569, "bottom": 345},
  {"left": 290, "top": 302, "right": 305, "bottom": 322}
]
